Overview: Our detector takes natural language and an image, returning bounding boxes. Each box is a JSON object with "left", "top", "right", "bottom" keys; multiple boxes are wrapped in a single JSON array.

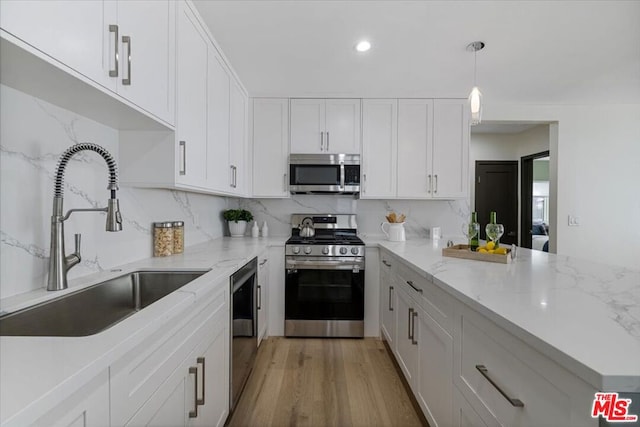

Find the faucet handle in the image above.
[{"left": 74, "top": 233, "right": 81, "bottom": 255}]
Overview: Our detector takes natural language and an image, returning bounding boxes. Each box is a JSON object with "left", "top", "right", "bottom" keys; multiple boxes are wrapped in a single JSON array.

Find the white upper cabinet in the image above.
[
  {"left": 398, "top": 99, "right": 434, "bottom": 199},
  {"left": 361, "top": 99, "right": 398, "bottom": 199},
  {"left": 0, "top": 0, "right": 175, "bottom": 126},
  {"left": 432, "top": 99, "right": 470, "bottom": 199},
  {"left": 0, "top": 0, "right": 116, "bottom": 91},
  {"left": 290, "top": 99, "right": 361, "bottom": 154},
  {"left": 175, "top": 1, "right": 208, "bottom": 188},
  {"left": 115, "top": 0, "right": 175, "bottom": 125},
  {"left": 252, "top": 98, "right": 290, "bottom": 198},
  {"left": 397, "top": 99, "right": 469, "bottom": 199},
  {"left": 206, "top": 46, "right": 231, "bottom": 193},
  {"left": 229, "top": 78, "right": 248, "bottom": 196}
]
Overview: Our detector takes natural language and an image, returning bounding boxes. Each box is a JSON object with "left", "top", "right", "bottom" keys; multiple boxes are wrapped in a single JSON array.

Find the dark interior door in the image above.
[{"left": 475, "top": 161, "right": 518, "bottom": 245}]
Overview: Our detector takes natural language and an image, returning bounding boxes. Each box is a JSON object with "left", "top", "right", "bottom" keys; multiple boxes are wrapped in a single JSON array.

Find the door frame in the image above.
[{"left": 520, "top": 150, "right": 550, "bottom": 249}]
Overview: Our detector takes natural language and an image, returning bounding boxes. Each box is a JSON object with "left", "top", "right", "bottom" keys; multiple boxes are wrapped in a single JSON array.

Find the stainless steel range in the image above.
[{"left": 285, "top": 214, "right": 365, "bottom": 338}]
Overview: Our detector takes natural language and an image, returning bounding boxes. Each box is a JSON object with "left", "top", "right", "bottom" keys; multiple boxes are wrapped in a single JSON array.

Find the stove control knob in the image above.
[
  {"left": 322, "top": 246, "right": 330, "bottom": 255},
  {"left": 304, "top": 246, "right": 312, "bottom": 254},
  {"left": 339, "top": 247, "right": 348, "bottom": 255},
  {"left": 292, "top": 246, "right": 300, "bottom": 255},
  {"left": 351, "top": 247, "right": 360, "bottom": 255}
]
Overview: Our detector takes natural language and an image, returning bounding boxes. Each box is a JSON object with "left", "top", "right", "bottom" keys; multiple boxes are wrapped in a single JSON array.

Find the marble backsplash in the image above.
[
  {"left": 238, "top": 196, "right": 471, "bottom": 238},
  {"left": 0, "top": 85, "right": 230, "bottom": 299}
]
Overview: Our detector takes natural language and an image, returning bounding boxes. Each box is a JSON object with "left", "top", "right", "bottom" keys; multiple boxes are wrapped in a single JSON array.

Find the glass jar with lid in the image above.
[
  {"left": 153, "top": 222, "right": 174, "bottom": 257},
  {"left": 172, "top": 221, "right": 184, "bottom": 254}
]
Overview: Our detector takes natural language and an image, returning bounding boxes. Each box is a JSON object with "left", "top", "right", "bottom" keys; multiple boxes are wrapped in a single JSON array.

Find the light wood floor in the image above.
[{"left": 227, "top": 337, "right": 427, "bottom": 427}]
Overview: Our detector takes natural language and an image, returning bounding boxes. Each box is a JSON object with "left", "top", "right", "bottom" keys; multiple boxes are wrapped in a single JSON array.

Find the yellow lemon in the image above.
[
  {"left": 488, "top": 249, "right": 495, "bottom": 254},
  {"left": 495, "top": 247, "right": 507, "bottom": 255},
  {"left": 486, "top": 241, "right": 495, "bottom": 250},
  {"left": 478, "top": 248, "right": 488, "bottom": 253}
]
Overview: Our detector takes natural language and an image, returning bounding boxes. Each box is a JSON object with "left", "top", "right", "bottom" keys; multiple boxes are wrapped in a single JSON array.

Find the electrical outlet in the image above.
[{"left": 568, "top": 215, "right": 580, "bottom": 226}]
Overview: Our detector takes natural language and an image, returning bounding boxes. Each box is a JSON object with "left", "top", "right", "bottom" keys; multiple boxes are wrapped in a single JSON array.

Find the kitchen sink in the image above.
[{"left": 0, "top": 270, "right": 209, "bottom": 337}]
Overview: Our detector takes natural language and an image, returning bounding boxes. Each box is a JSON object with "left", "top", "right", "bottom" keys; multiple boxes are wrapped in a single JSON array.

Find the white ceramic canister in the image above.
[{"left": 381, "top": 222, "right": 406, "bottom": 241}]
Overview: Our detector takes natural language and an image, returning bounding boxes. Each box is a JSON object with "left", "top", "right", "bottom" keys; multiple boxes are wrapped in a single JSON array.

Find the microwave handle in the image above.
[{"left": 340, "top": 163, "right": 345, "bottom": 190}]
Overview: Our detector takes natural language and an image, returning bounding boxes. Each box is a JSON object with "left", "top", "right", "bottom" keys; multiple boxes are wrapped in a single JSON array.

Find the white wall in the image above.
[
  {"left": 483, "top": 103, "right": 640, "bottom": 268},
  {"left": 470, "top": 125, "right": 551, "bottom": 246},
  {"left": 0, "top": 85, "right": 231, "bottom": 299}
]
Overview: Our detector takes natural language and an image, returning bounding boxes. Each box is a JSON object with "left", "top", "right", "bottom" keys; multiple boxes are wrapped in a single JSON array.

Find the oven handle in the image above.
[{"left": 286, "top": 258, "right": 365, "bottom": 270}]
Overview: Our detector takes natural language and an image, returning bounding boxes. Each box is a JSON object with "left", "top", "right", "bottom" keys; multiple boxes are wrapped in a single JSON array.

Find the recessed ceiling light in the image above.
[{"left": 355, "top": 40, "right": 371, "bottom": 52}]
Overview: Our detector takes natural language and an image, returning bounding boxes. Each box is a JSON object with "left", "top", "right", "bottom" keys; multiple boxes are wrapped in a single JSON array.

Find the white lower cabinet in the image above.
[
  {"left": 379, "top": 256, "right": 396, "bottom": 348},
  {"left": 111, "top": 286, "right": 229, "bottom": 427},
  {"left": 394, "top": 286, "right": 419, "bottom": 387},
  {"left": 33, "top": 370, "right": 110, "bottom": 427},
  {"left": 453, "top": 387, "right": 489, "bottom": 427},
  {"left": 257, "top": 251, "right": 269, "bottom": 346}
]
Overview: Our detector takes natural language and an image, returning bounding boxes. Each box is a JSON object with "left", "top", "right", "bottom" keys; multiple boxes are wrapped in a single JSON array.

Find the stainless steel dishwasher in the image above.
[{"left": 230, "top": 257, "right": 258, "bottom": 411}]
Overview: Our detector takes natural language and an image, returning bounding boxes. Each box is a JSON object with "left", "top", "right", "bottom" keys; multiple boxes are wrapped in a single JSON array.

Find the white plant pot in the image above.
[{"left": 228, "top": 220, "right": 248, "bottom": 237}]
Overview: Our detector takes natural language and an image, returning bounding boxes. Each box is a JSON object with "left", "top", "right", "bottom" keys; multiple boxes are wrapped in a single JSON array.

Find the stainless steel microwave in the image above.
[{"left": 289, "top": 154, "right": 360, "bottom": 194}]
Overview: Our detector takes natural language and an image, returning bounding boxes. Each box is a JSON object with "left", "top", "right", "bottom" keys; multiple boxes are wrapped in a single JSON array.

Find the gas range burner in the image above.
[{"left": 286, "top": 214, "right": 364, "bottom": 258}]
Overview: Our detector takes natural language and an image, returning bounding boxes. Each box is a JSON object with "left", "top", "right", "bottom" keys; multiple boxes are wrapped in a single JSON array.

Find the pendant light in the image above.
[{"left": 467, "top": 41, "right": 485, "bottom": 125}]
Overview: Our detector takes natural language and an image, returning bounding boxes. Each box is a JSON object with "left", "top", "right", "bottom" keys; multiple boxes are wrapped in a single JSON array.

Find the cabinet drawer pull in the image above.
[
  {"left": 434, "top": 174, "right": 438, "bottom": 194},
  {"left": 257, "top": 284, "right": 262, "bottom": 309},
  {"left": 108, "top": 25, "right": 118, "bottom": 77},
  {"left": 259, "top": 259, "right": 268, "bottom": 266},
  {"left": 427, "top": 174, "right": 432, "bottom": 193},
  {"left": 406, "top": 280, "right": 423, "bottom": 294},
  {"left": 411, "top": 311, "right": 418, "bottom": 345},
  {"left": 122, "top": 35, "right": 131, "bottom": 85},
  {"left": 388, "top": 286, "right": 394, "bottom": 311},
  {"left": 179, "top": 141, "right": 186, "bottom": 175},
  {"left": 382, "top": 260, "right": 392, "bottom": 267},
  {"left": 197, "top": 357, "right": 205, "bottom": 406},
  {"left": 188, "top": 366, "right": 198, "bottom": 418},
  {"left": 475, "top": 365, "right": 525, "bottom": 408},
  {"left": 408, "top": 307, "right": 414, "bottom": 340},
  {"left": 326, "top": 131, "right": 330, "bottom": 151}
]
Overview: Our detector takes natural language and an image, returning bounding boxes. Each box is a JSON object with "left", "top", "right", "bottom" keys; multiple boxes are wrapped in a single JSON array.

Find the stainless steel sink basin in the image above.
[{"left": 0, "top": 270, "right": 209, "bottom": 337}]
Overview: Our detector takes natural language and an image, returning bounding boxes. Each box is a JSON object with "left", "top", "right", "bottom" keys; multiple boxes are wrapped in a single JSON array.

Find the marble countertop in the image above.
[
  {"left": 0, "top": 237, "right": 284, "bottom": 427},
  {"left": 364, "top": 237, "right": 640, "bottom": 393}
]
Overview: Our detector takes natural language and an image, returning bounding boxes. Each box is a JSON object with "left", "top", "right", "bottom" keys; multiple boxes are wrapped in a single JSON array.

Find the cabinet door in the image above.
[
  {"left": 362, "top": 99, "right": 397, "bottom": 198},
  {"left": 116, "top": 0, "right": 175, "bottom": 125},
  {"left": 379, "top": 259, "right": 397, "bottom": 348},
  {"left": 432, "top": 99, "right": 469, "bottom": 199},
  {"left": 415, "top": 306, "right": 453, "bottom": 427},
  {"left": 290, "top": 99, "right": 325, "bottom": 153},
  {"left": 206, "top": 46, "right": 231, "bottom": 192},
  {"left": 397, "top": 99, "right": 434, "bottom": 198},
  {"left": 252, "top": 98, "right": 290, "bottom": 197},
  {"left": 0, "top": 0, "right": 116, "bottom": 92},
  {"left": 191, "top": 326, "right": 230, "bottom": 427},
  {"left": 125, "top": 373, "right": 188, "bottom": 427},
  {"left": 394, "top": 287, "right": 419, "bottom": 389},
  {"left": 229, "top": 78, "right": 247, "bottom": 196},
  {"left": 175, "top": 2, "right": 208, "bottom": 187},
  {"left": 453, "top": 387, "right": 489, "bottom": 427},
  {"left": 324, "top": 99, "right": 361, "bottom": 154},
  {"left": 257, "top": 255, "right": 269, "bottom": 346}
]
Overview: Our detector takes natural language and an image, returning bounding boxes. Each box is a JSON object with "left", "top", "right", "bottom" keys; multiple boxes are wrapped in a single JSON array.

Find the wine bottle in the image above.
[{"left": 470, "top": 212, "right": 479, "bottom": 251}]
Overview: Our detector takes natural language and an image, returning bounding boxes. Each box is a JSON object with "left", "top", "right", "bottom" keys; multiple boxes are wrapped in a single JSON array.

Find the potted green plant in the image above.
[{"left": 223, "top": 209, "right": 254, "bottom": 237}]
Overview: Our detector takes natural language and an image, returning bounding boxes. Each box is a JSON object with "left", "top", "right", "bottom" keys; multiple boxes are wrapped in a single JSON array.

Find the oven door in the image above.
[{"left": 285, "top": 257, "right": 364, "bottom": 323}]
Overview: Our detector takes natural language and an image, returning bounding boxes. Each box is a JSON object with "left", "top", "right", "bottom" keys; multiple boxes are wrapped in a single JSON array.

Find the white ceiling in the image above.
[{"left": 193, "top": 1, "right": 640, "bottom": 103}]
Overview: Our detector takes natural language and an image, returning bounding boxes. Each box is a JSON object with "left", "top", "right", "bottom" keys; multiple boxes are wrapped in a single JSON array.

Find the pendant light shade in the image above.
[{"left": 467, "top": 41, "right": 485, "bottom": 126}]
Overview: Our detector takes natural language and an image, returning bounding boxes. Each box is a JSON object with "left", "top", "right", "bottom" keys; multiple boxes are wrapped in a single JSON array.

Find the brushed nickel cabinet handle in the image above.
[
  {"left": 108, "top": 25, "right": 118, "bottom": 77},
  {"left": 382, "top": 260, "right": 391, "bottom": 267},
  {"left": 407, "top": 280, "right": 423, "bottom": 294},
  {"left": 427, "top": 175, "right": 432, "bottom": 193},
  {"left": 320, "top": 131, "right": 324, "bottom": 151},
  {"left": 257, "top": 284, "right": 262, "bottom": 310},
  {"left": 388, "top": 286, "right": 394, "bottom": 311},
  {"left": 475, "top": 365, "right": 525, "bottom": 407},
  {"left": 230, "top": 165, "right": 234, "bottom": 188},
  {"left": 363, "top": 173, "right": 367, "bottom": 193},
  {"left": 179, "top": 141, "right": 186, "bottom": 175},
  {"left": 284, "top": 173, "right": 287, "bottom": 192},
  {"left": 408, "top": 307, "right": 413, "bottom": 340},
  {"left": 188, "top": 366, "right": 198, "bottom": 418},
  {"left": 122, "top": 36, "right": 131, "bottom": 85},
  {"left": 197, "top": 357, "right": 205, "bottom": 406},
  {"left": 326, "top": 131, "right": 330, "bottom": 151},
  {"left": 434, "top": 174, "right": 438, "bottom": 194},
  {"left": 411, "top": 311, "right": 418, "bottom": 345},
  {"left": 259, "top": 259, "right": 268, "bottom": 266}
]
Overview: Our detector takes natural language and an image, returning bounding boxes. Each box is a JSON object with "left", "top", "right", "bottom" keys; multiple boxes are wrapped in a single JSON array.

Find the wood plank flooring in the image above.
[{"left": 227, "top": 338, "right": 427, "bottom": 427}]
